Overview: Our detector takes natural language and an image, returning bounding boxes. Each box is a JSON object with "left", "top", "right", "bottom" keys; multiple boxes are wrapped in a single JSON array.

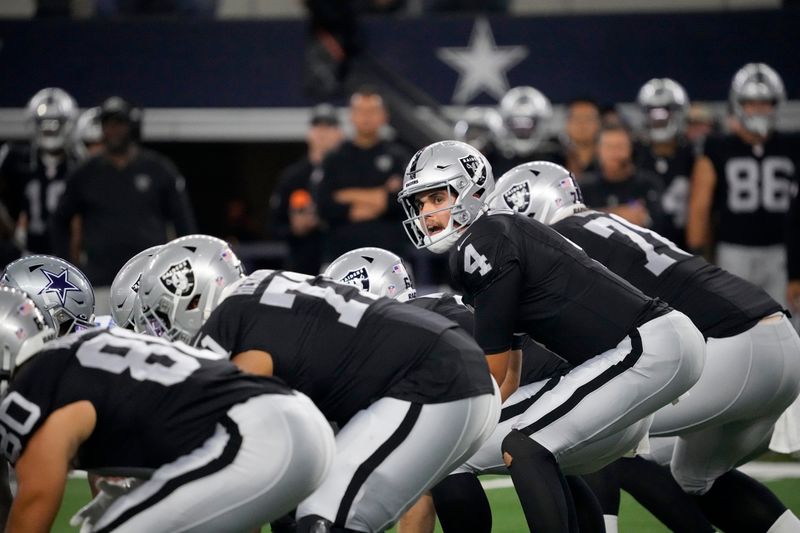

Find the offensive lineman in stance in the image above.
[
  {"left": 495, "top": 160, "right": 800, "bottom": 533},
  {"left": 0, "top": 286, "right": 335, "bottom": 532},
  {"left": 136, "top": 235, "right": 500, "bottom": 533}
]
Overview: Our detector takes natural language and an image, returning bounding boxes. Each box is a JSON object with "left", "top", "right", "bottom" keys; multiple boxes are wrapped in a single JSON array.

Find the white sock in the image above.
[
  {"left": 767, "top": 510, "right": 800, "bottom": 532},
  {"left": 603, "top": 514, "right": 619, "bottom": 533}
]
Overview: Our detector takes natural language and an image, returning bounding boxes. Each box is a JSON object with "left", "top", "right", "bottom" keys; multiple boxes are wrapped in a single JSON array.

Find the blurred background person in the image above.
[
  {"left": 315, "top": 86, "right": 409, "bottom": 262},
  {"left": 581, "top": 124, "right": 664, "bottom": 228},
  {"left": 634, "top": 78, "right": 695, "bottom": 249},
  {"left": 0, "top": 87, "right": 80, "bottom": 255},
  {"left": 453, "top": 106, "right": 504, "bottom": 159},
  {"left": 687, "top": 63, "right": 799, "bottom": 306},
  {"left": 270, "top": 104, "right": 343, "bottom": 275},
  {"left": 0, "top": 203, "right": 21, "bottom": 270},
  {"left": 685, "top": 102, "right": 717, "bottom": 154},
  {"left": 560, "top": 97, "right": 601, "bottom": 180},
  {"left": 72, "top": 106, "right": 105, "bottom": 159},
  {"left": 492, "top": 85, "right": 564, "bottom": 175},
  {"left": 50, "top": 96, "right": 196, "bottom": 313}
]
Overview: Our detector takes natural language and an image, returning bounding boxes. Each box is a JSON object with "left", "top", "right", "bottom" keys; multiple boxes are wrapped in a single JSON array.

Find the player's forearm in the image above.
[
  {"left": 6, "top": 485, "right": 63, "bottom": 533},
  {"left": 499, "top": 349, "right": 522, "bottom": 402}
]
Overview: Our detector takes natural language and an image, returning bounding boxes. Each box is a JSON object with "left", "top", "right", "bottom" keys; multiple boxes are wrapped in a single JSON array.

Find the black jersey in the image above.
[
  {"left": 449, "top": 212, "right": 670, "bottom": 364},
  {"left": 634, "top": 141, "right": 696, "bottom": 249},
  {"left": 0, "top": 143, "right": 79, "bottom": 253},
  {"left": 0, "top": 328, "right": 289, "bottom": 469},
  {"left": 705, "top": 132, "right": 800, "bottom": 246},
  {"left": 196, "top": 270, "right": 493, "bottom": 425},
  {"left": 553, "top": 211, "right": 782, "bottom": 338},
  {"left": 409, "top": 292, "right": 571, "bottom": 384}
]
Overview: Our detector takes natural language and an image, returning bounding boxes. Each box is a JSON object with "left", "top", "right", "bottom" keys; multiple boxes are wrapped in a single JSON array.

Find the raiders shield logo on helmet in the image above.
[
  {"left": 160, "top": 260, "right": 195, "bottom": 297},
  {"left": 503, "top": 180, "right": 531, "bottom": 213},
  {"left": 339, "top": 267, "right": 370, "bottom": 291},
  {"left": 459, "top": 155, "right": 479, "bottom": 178}
]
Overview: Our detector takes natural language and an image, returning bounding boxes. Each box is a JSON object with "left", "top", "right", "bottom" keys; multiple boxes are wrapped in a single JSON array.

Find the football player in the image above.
[
  {"left": 0, "top": 285, "right": 335, "bottom": 532},
  {"left": 137, "top": 235, "right": 500, "bottom": 533},
  {"left": 687, "top": 63, "right": 799, "bottom": 306},
  {"left": 635, "top": 78, "right": 696, "bottom": 249},
  {"left": 0, "top": 88, "right": 81, "bottom": 254},
  {"left": 109, "top": 245, "right": 162, "bottom": 330},
  {"left": 2, "top": 254, "right": 95, "bottom": 336},
  {"left": 397, "top": 141, "right": 705, "bottom": 533},
  {"left": 324, "top": 248, "right": 583, "bottom": 533},
  {"left": 492, "top": 86, "right": 564, "bottom": 176},
  {"left": 496, "top": 160, "right": 800, "bottom": 533}
]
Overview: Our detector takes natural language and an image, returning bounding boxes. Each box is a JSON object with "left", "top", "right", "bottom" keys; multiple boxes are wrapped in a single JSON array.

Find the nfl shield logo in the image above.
[
  {"left": 503, "top": 181, "right": 531, "bottom": 213},
  {"left": 160, "top": 260, "right": 195, "bottom": 297}
]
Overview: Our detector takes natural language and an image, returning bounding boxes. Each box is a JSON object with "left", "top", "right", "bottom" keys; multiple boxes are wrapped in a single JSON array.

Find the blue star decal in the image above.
[{"left": 38, "top": 268, "right": 80, "bottom": 306}]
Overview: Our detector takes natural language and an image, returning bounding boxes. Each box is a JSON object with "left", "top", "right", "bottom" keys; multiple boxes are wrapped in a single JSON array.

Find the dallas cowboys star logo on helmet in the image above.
[{"left": 38, "top": 268, "right": 81, "bottom": 306}]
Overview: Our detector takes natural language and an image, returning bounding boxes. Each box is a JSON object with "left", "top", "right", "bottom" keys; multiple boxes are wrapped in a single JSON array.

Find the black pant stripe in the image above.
[
  {"left": 499, "top": 376, "right": 561, "bottom": 423},
  {"left": 519, "top": 331, "right": 644, "bottom": 436},
  {"left": 95, "top": 416, "right": 243, "bottom": 533},
  {"left": 334, "top": 402, "right": 423, "bottom": 527}
]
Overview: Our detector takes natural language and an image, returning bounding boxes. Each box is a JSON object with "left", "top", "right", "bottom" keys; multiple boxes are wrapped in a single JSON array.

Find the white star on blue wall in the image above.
[{"left": 437, "top": 18, "right": 528, "bottom": 104}]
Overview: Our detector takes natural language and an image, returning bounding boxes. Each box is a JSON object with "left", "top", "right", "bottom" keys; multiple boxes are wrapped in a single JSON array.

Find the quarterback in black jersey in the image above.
[
  {"left": 688, "top": 63, "right": 799, "bottom": 307},
  {"left": 496, "top": 160, "right": 800, "bottom": 533},
  {"left": 0, "top": 287, "right": 334, "bottom": 533},
  {"left": 398, "top": 141, "right": 705, "bottom": 533}
]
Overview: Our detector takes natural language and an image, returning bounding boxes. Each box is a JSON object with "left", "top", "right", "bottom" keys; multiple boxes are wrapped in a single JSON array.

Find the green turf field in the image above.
[{"left": 53, "top": 475, "right": 800, "bottom": 532}]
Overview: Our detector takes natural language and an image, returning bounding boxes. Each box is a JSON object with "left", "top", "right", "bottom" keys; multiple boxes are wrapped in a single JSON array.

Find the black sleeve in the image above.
[
  {"left": 195, "top": 300, "right": 242, "bottom": 357},
  {"left": 642, "top": 173, "right": 665, "bottom": 229},
  {"left": 789, "top": 181, "right": 800, "bottom": 281},
  {"left": 315, "top": 152, "right": 351, "bottom": 225},
  {"left": 161, "top": 161, "right": 197, "bottom": 236},
  {"left": 473, "top": 262, "right": 522, "bottom": 354},
  {"left": 49, "top": 171, "right": 82, "bottom": 258}
]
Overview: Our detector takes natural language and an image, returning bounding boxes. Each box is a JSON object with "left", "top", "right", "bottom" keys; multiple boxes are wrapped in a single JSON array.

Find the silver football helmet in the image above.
[
  {"left": 138, "top": 235, "right": 244, "bottom": 343},
  {"left": 110, "top": 246, "right": 162, "bottom": 331},
  {"left": 2, "top": 255, "right": 95, "bottom": 337},
  {"left": 398, "top": 140, "right": 494, "bottom": 254},
  {"left": 730, "top": 63, "right": 785, "bottom": 138},
  {"left": 73, "top": 106, "right": 103, "bottom": 159},
  {"left": 454, "top": 107, "right": 503, "bottom": 153},
  {"left": 0, "top": 286, "right": 55, "bottom": 385},
  {"left": 498, "top": 86, "right": 553, "bottom": 157},
  {"left": 492, "top": 161, "right": 585, "bottom": 225},
  {"left": 637, "top": 78, "right": 689, "bottom": 143},
  {"left": 324, "top": 247, "right": 416, "bottom": 302},
  {"left": 26, "top": 88, "right": 79, "bottom": 153}
]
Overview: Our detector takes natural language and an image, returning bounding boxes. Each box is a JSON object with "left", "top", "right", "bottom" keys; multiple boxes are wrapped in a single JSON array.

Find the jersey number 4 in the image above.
[{"left": 464, "top": 243, "right": 492, "bottom": 276}]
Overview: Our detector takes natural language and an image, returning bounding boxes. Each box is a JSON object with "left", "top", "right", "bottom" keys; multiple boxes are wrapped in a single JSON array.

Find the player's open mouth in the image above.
[{"left": 426, "top": 224, "right": 444, "bottom": 236}]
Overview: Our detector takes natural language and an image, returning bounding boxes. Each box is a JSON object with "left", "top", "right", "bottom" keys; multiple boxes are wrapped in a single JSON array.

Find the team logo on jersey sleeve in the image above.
[
  {"left": 502, "top": 180, "right": 531, "bottom": 213},
  {"left": 160, "top": 260, "right": 195, "bottom": 296},
  {"left": 339, "top": 267, "right": 370, "bottom": 291}
]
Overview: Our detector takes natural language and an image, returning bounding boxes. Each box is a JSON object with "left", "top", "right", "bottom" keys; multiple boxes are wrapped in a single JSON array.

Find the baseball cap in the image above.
[{"left": 310, "top": 104, "right": 340, "bottom": 126}]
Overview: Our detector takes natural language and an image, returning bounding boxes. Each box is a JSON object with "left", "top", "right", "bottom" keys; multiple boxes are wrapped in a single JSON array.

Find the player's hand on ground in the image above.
[{"left": 70, "top": 477, "right": 142, "bottom": 532}]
